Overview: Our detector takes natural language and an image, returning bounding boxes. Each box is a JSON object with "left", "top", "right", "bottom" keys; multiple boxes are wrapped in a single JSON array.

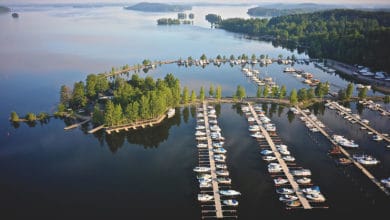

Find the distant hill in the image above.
[
  {"left": 0, "top": 6, "right": 11, "bottom": 13},
  {"left": 124, "top": 2, "right": 191, "bottom": 12}
]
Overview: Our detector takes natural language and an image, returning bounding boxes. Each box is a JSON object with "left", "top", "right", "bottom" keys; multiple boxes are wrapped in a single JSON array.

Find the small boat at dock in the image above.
[
  {"left": 291, "top": 169, "right": 311, "bottom": 176},
  {"left": 198, "top": 194, "right": 213, "bottom": 202},
  {"left": 223, "top": 199, "right": 239, "bottom": 206},
  {"left": 167, "top": 108, "right": 175, "bottom": 118},
  {"left": 274, "top": 177, "right": 289, "bottom": 185},
  {"left": 373, "top": 135, "right": 383, "bottom": 141},
  {"left": 216, "top": 170, "right": 229, "bottom": 176},
  {"left": 336, "top": 157, "right": 352, "bottom": 165},
  {"left": 219, "top": 190, "right": 241, "bottom": 196},
  {"left": 296, "top": 177, "right": 311, "bottom": 184},
  {"left": 279, "top": 194, "right": 298, "bottom": 202},
  {"left": 286, "top": 200, "right": 301, "bottom": 207},
  {"left": 217, "top": 177, "right": 231, "bottom": 184},
  {"left": 193, "top": 167, "right": 211, "bottom": 173},
  {"left": 263, "top": 155, "right": 277, "bottom": 162},
  {"left": 276, "top": 188, "right": 294, "bottom": 195}
]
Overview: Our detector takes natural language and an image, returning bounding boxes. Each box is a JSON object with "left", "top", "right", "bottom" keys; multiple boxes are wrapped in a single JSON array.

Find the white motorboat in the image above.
[
  {"left": 198, "top": 194, "right": 213, "bottom": 202},
  {"left": 261, "top": 149, "right": 273, "bottom": 155},
  {"left": 195, "top": 131, "right": 206, "bottom": 136},
  {"left": 251, "top": 132, "right": 264, "bottom": 139},
  {"left": 213, "top": 148, "right": 227, "bottom": 154},
  {"left": 286, "top": 200, "right": 301, "bottom": 207},
  {"left": 196, "top": 136, "right": 207, "bottom": 141},
  {"left": 197, "top": 173, "right": 212, "bottom": 180},
  {"left": 291, "top": 169, "right": 311, "bottom": 176},
  {"left": 283, "top": 155, "right": 295, "bottom": 162},
  {"left": 217, "top": 177, "right": 231, "bottom": 184},
  {"left": 249, "top": 125, "right": 260, "bottom": 132},
  {"left": 263, "top": 156, "right": 277, "bottom": 162},
  {"left": 279, "top": 149, "right": 290, "bottom": 156},
  {"left": 212, "top": 142, "right": 223, "bottom": 148},
  {"left": 301, "top": 186, "right": 321, "bottom": 195},
  {"left": 222, "top": 199, "right": 239, "bottom": 206},
  {"left": 356, "top": 155, "right": 380, "bottom": 165},
  {"left": 216, "top": 170, "right": 229, "bottom": 176},
  {"left": 167, "top": 108, "right": 175, "bottom": 118},
  {"left": 268, "top": 163, "right": 282, "bottom": 173},
  {"left": 196, "top": 125, "right": 206, "bottom": 130},
  {"left": 210, "top": 125, "right": 221, "bottom": 132},
  {"left": 197, "top": 143, "right": 207, "bottom": 149},
  {"left": 361, "top": 119, "right": 369, "bottom": 124},
  {"left": 265, "top": 124, "right": 276, "bottom": 132},
  {"left": 209, "top": 119, "right": 218, "bottom": 124},
  {"left": 276, "top": 188, "right": 294, "bottom": 195},
  {"left": 241, "top": 106, "right": 250, "bottom": 112},
  {"left": 306, "top": 193, "right": 326, "bottom": 202},
  {"left": 197, "top": 119, "right": 205, "bottom": 123},
  {"left": 214, "top": 154, "right": 226, "bottom": 162},
  {"left": 197, "top": 113, "right": 204, "bottom": 118},
  {"left": 279, "top": 194, "right": 298, "bottom": 202},
  {"left": 373, "top": 135, "right": 383, "bottom": 141},
  {"left": 380, "top": 177, "right": 390, "bottom": 188},
  {"left": 332, "top": 135, "right": 359, "bottom": 148},
  {"left": 193, "top": 167, "right": 211, "bottom": 173},
  {"left": 219, "top": 190, "right": 241, "bottom": 196},
  {"left": 284, "top": 67, "right": 296, "bottom": 72},
  {"left": 274, "top": 177, "right": 288, "bottom": 185},
  {"left": 199, "top": 181, "right": 212, "bottom": 188},
  {"left": 216, "top": 164, "right": 227, "bottom": 169},
  {"left": 296, "top": 177, "right": 311, "bottom": 184},
  {"left": 247, "top": 117, "right": 255, "bottom": 122}
]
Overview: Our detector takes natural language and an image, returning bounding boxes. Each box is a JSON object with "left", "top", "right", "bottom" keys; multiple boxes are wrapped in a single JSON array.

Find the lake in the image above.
[{"left": 0, "top": 4, "right": 389, "bottom": 219}]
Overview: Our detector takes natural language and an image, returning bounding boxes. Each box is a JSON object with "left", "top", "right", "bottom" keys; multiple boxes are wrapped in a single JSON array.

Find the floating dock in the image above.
[
  {"left": 64, "top": 118, "right": 90, "bottom": 130},
  {"left": 296, "top": 106, "right": 390, "bottom": 196},
  {"left": 327, "top": 101, "right": 390, "bottom": 143},
  {"left": 247, "top": 103, "right": 313, "bottom": 209}
]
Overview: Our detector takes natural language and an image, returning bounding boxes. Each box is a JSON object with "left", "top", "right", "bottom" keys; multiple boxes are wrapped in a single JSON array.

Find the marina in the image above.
[
  {"left": 296, "top": 106, "right": 390, "bottom": 196},
  {"left": 244, "top": 103, "right": 328, "bottom": 209},
  {"left": 195, "top": 102, "right": 239, "bottom": 219}
]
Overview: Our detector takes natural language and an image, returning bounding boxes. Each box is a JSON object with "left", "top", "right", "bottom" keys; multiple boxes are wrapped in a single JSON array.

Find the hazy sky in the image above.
[{"left": 1, "top": 0, "right": 389, "bottom": 5}]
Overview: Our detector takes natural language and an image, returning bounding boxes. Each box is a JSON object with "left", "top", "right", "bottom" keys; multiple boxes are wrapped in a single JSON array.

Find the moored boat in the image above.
[
  {"left": 279, "top": 194, "right": 298, "bottom": 202},
  {"left": 193, "top": 167, "right": 211, "bottom": 173},
  {"left": 283, "top": 155, "right": 295, "bottom": 162},
  {"left": 296, "top": 177, "right": 311, "bottom": 184},
  {"left": 276, "top": 188, "right": 294, "bottom": 195},
  {"left": 291, "top": 169, "right": 311, "bottom": 176},
  {"left": 219, "top": 190, "right": 241, "bottom": 196},
  {"left": 263, "top": 155, "right": 277, "bottom": 162},
  {"left": 286, "top": 200, "right": 301, "bottom": 207},
  {"left": 274, "top": 177, "right": 288, "bottom": 185},
  {"left": 217, "top": 177, "right": 232, "bottom": 184},
  {"left": 261, "top": 149, "right": 273, "bottom": 155},
  {"left": 198, "top": 194, "right": 213, "bottom": 202},
  {"left": 223, "top": 199, "right": 239, "bottom": 206}
]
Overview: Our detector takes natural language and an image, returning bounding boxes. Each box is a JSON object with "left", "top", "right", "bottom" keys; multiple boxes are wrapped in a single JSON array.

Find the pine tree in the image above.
[
  {"left": 263, "top": 85, "right": 269, "bottom": 98},
  {"left": 346, "top": 83, "right": 354, "bottom": 99},
  {"left": 182, "top": 86, "right": 189, "bottom": 104},
  {"left": 216, "top": 85, "right": 222, "bottom": 100},
  {"left": 257, "top": 86, "right": 262, "bottom": 98},
  {"left": 358, "top": 87, "right": 368, "bottom": 99},
  {"left": 104, "top": 100, "right": 115, "bottom": 126},
  {"left": 191, "top": 90, "right": 197, "bottom": 103},
  {"left": 10, "top": 111, "right": 19, "bottom": 122},
  {"left": 209, "top": 84, "right": 215, "bottom": 97},
  {"left": 279, "top": 85, "right": 286, "bottom": 99},
  {"left": 199, "top": 86, "right": 205, "bottom": 101},
  {"left": 290, "top": 89, "right": 298, "bottom": 105}
]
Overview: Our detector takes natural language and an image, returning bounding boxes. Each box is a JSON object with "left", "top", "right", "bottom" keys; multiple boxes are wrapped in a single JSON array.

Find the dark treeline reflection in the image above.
[{"left": 91, "top": 107, "right": 183, "bottom": 153}]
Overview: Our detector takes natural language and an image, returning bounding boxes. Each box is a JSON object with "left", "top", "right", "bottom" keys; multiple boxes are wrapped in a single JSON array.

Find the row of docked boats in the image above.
[
  {"left": 242, "top": 103, "right": 326, "bottom": 208},
  {"left": 195, "top": 105, "right": 241, "bottom": 212},
  {"left": 359, "top": 99, "right": 390, "bottom": 117}
]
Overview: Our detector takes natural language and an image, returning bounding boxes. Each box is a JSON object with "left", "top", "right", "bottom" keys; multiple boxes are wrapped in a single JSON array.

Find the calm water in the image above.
[{"left": 0, "top": 4, "right": 389, "bottom": 219}]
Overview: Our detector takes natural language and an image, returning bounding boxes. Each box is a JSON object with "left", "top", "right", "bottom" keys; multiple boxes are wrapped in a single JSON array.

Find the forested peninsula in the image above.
[{"left": 219, "top": 9, "right": 390, "bottom": 73}]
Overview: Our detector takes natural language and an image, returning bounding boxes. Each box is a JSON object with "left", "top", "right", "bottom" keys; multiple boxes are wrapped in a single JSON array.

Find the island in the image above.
[
  {"left": 247, "top": 3, "right": 336, "bottom": 17},
  {"left": 0, "top": 6, "right": 10, "bottom": 13},
  {"left": 124, "top": 2, "right": 192, "bottom": 12}
]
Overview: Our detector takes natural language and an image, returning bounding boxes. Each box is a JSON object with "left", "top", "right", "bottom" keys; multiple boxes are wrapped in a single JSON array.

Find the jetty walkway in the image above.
[
  {"left": 247, "top": 103, "right": 313, "bottom": 209},
  {"left": 296, "top": 106, "right": 390, "bottom": 196}
]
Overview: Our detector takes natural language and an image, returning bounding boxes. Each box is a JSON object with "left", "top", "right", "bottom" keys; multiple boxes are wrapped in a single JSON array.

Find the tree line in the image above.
[{"left": 218, "top": 9, "right": 390, "bottom": 73}]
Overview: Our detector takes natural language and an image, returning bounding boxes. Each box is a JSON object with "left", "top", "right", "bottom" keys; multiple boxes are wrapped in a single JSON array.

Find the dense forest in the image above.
[
  {"left": 247, "top": 6, "right": 323, "bottom": 17},
  {"left": 58, "top": 73, "right": 183, "bottom": 127},
  {"left": 219, "top": 9, "right": 390, "bottom": 73},
  {"left": 124, "top": 2, "right": 191, "bottom": 12}
]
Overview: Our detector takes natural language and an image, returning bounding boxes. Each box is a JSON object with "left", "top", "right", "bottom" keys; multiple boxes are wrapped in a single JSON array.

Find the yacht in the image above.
[
  {"left": 212, "top": 142, "right": 223, "bottom": 148},
  {"left": 276, "top": 188, "right": 294, "bottom": 195},
  {"left": 195, "top": 131, "right": 206, "bottom": 136},
  {"left": 209, "top": 119, "right": 218, "bottom": 124},
  {"left": 263, "top": 156, "right": 277, "bottom": 162},
  {"left": 361, "top": 119, "right": 369, "bottom": 124},
  {"left": 251, "top": 132, "right": 264, "bottom": 139},
  {"left": 302, "top": 186, "right": 321, "bottom": 194},
  {"left": 286, "top": 200, "right": 301, "bottom": 207},
  {"left": 380, "top": 177, "right": 390, "bottom": 188},
  {"left": 279, "top": 194, "right": 298, "bottom": 202},
  {"left": 284, "top": 67, "right": 296, "bottom": 72},
  {"left": 291, "top": 169, "right": 311, "bottom": 176},
  {"left": 196, "top": 136, "right": 207, "bottom": 141},
  {"left": 249, "top": 125, "right": 260, "bottom": 132},
  {"left": 193, "top": 167, "right": 211, "bottom": 173},
  {"left": 353, "top": 155, "right": 380, "bottom": 165},
  {"left": 283, "top": 155, "right": 295, "bottom": 162},
  {"left": 274, "top": 177, "right": 289, "bottom": 185},
  {"left": 199, "top": 181, "right": 212, "bottom": 188},
  {"left": 196, "top": 125, "right": 206, "bottom": 130},
  {"left": 279, "top": 149, "right": 290, "bottom": 156},
  {"left": 373, "top": 135, "right": 383, "bottom": 141},
  {"left": 306, "top": 193, "right": 326, "bottom": 202},
  {"left": 223, "top": 199, "right": 239, "bottom": 206},
  {"left": 197, "top": 113, "right": 204, "bottom": 118},
  {"left": 216, "top": 164, "right": 227, "bottom": 169},
  {"left": 332, "top": 135, "right": 359, "bottom": 148},
  {"left": 265, "top": 124, "right": 276, "bottom": 132},
  {"left": 261, "top": 149, "right": 273, "bottom": 155},
  {"left": 216, "top": 170, "right": 229, "bottom": 176},
  {"left": 197, "top": 143, "right": 208, "bottom": 149},
  {"left": 296, "top": 177, "right": 311, "bottom": 184},
  {"left": 247, "top": 117, "right": 256, "bottom": 122},
  {"left": 214, "top": 154, "right": 226, "bottom": 162},
  {"left": 268, "top": 163, "right": 283, "bottom": 173},
  {"left": 198, "top": 194, "right": 213, "bottom": 202},
  {"left": 219, "top": 190, "right": 241, "bottom": 196},
  {"left": 167, "top": 108, "right": 175, "bottom": 118},
  {"left": 197, "top": 173, "right": 212, "bottom": 180},
  {"left": 213, "top": 148, "right": 227, "bottom": 154},
  {"left": 210, "top": 125, "right": 221, "bottom": 132},
  {"left": 217, "top": 177, "right": 231, "bottom": 184}
]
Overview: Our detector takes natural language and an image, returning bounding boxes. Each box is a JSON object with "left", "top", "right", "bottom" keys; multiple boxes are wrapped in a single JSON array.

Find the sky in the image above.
[{"left": 1, "top": 0, "right": 389, "bottom": 5}]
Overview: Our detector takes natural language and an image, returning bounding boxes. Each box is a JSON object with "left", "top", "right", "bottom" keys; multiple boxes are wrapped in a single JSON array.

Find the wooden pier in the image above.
[
  {"left": 105, "top": 114, "right": 166, "bottom": 134},
  {"left": 247, "top": 103, "right": 313, "bottom": 209},
  {"left": 296, "top": 106, "right": 390, "bottom": 196},
  {"left": 327, "top": 101, "right": 390, "bottom": 143},
  {"left": 64, "top": 118, "right": 90, "bottom": 130},
  {"left": 202, "top": 102, "right": 224, "bottom": 218},
  {"left": 87, "top": 125, "right": 105, "bottom": 134}
]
